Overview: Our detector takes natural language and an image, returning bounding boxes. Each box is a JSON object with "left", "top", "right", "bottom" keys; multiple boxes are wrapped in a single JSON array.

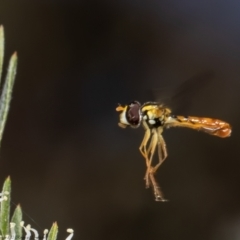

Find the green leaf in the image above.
[
  {"left": 0, "top": 176, "right": 11, "bottom": 236},
  {"left": 0, "top": 52, "right": 17, "bottom": 146},
  {"left": 11, "top": 204, "right": 22, "bottom": 239},
  {"left": 47, "top": 222, "right": 58, "bottom": 240},
  {"left": 0, "top": 25, "right": 4, "bottom": 85}
]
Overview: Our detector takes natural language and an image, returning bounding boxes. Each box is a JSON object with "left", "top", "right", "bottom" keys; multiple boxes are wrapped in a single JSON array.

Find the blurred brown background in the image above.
[{"left": 0, "top": 1, "right": 239, "bottom": 239}]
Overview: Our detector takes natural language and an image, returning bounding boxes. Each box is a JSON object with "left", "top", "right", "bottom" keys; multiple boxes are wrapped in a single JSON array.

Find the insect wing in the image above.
[{"left": 152, "top": 70, "right": 215, "bottom": 114}]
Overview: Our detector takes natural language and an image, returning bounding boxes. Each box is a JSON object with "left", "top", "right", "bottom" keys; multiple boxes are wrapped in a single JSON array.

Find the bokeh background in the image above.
[{"left": 0, "top": 1, "right": 239, "bottom": 239}]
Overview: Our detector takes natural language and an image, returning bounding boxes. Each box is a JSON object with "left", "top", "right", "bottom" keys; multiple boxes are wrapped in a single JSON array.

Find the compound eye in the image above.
[{"left": 127, "top": 101, "right": 141, "bottom": 126}]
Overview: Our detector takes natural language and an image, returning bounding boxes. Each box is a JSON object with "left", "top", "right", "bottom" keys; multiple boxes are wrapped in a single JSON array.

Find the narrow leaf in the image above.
[
  {"left": 47, "top": 222, "right": 58, "bottom": 240},
  {"left": 11, "top": 204, "right": 22, "bottom": 239},
  {"left": 0, "top": 26, "right": 4, "bottom": 85},
  {"left": 0, "top": 176, "right": 11, "bottom": 236},
  {"left": 0, "top": 52, "right": 17, "bottom": 145}
]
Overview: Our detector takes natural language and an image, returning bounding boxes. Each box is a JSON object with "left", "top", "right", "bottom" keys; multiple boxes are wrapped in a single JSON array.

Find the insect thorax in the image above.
[{"left": 141, "top": 103, "right": 171, "bottom": 128}]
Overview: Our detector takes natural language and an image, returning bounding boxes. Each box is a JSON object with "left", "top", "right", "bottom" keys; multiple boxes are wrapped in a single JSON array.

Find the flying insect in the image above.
[{"left": 116, "top": 100, "right": 231, "bottom": 201}]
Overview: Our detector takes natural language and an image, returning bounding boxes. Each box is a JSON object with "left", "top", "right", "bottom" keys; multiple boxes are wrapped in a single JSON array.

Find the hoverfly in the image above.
[{"left": 116, "top": 77, "right": 231, "bottom": 201}]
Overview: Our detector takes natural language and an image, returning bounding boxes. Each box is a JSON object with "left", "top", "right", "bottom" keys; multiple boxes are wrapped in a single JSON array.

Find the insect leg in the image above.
[
  {"left": 139, "top": 126, "right": 166, "bottom": 200},
  {"left": 139, "top": 128, "right": 151, "bottom": 167},
  {"left": 152, "top": 132, "right": 168, "bottom": 173},
  {"left": 147, "top": 129, "right": 158, "bottom": 166},
  {"left": 143, "top": 129, "right": 158, "bottom": 188},
  {"left": 145, "top": 129, "right": 167, "bottom": 201},
  {"left": 139, "top": 128, "right": 152, "bottom": 187},
  {"left": 149, "top": 172, "right": 167, "bottom": 202}
]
